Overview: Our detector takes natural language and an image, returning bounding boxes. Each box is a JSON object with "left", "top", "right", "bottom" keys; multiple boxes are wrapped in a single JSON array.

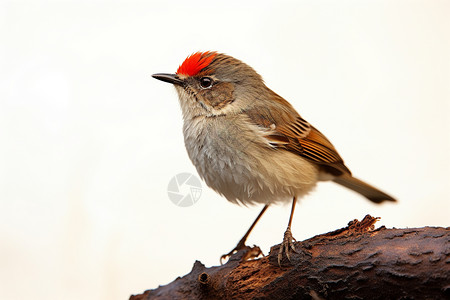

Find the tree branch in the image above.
[{"left": 130, "top": 215, "right": 450, "bottom": 300}]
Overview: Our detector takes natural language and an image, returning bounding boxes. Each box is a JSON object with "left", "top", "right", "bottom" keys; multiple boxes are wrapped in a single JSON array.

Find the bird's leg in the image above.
[
  {"left": 220, "top": 204, "right": 269, "bottom": 264},
  {"left": 278, "top": 197, "right": 298, "bottom": 266}
]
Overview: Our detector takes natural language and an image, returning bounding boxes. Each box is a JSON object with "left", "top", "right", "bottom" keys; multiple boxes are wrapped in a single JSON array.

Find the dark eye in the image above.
[{"left": 200, "top": 77, "right": 213, "bottom": 89}]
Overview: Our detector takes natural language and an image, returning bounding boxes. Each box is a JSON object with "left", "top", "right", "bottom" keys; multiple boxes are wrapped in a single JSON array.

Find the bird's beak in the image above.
[{"left": 152, "top": 73, "right": 184, "bottom": 86}]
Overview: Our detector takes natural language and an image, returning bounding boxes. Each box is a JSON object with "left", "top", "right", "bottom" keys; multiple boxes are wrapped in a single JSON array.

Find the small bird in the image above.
[{"left": 153, "top": 51, "right": 396, "bottom": 265}]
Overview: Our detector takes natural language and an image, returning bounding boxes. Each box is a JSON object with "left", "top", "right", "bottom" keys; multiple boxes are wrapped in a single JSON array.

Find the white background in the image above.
[{"left": 1, "top": 1, "right": 449, "bottom": 299}]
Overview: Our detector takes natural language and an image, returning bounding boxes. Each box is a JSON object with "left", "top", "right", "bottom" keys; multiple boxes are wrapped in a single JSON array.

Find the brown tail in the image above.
[{"left": 333, "top": 174, "right": 396, "bottom": 203}]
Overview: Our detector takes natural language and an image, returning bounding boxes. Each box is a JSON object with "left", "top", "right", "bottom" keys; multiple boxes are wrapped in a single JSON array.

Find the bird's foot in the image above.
[
  {"left": 221, "top": 240, "right": 245, "bottom": 264},
  {"left": 277, "top": 226, "right": 297, "bottom": 266},
  {"left": 220, "top": 241, "right": 262, "bottom": 264}
]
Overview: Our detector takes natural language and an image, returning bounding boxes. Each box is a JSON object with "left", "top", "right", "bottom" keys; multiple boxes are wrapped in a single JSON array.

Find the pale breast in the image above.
[{"left": 182, "top": 115, "right": 320, "bottom": 205}]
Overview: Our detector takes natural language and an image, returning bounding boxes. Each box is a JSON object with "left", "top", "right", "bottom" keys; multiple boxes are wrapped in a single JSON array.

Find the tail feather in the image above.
[{"left": 333, "top": 175, "right": 396, "bottom": 203}]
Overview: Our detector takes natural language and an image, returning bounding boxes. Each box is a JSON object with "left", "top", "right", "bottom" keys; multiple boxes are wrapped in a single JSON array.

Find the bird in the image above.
[{"left": 152, "top": 51, "right": 396, "bottom": 265}]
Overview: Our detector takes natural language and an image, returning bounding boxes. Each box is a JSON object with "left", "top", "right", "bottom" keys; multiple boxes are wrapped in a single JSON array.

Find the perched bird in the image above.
[{"left": 153, "top": 51, "right": 396, "bottom": 265}]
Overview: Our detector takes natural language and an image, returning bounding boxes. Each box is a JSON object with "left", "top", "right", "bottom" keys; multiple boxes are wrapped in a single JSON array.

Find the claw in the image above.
[
  {"left": 220, "top": 251, "right": 235, "bottom": 265},
  {"left": 242, "top": 245, "right": 263, "bottom": 261},
  {"left": 221, "top": 244, "right": 262, "bottom": 264},
  {"left": 220, "top": 251, "right": 234, "bottom": 265},
  {"left": 277, "top": 226, "right": 297, "bottom": 266},
  {"left": 220, "top": 205, "right": 270, "bottom": 264},
  {"left": 220, "top": 240, "right": 246, "bottom": 264},
  {"left": 220, "top": 254, "right": 229, "bottom": 265}
]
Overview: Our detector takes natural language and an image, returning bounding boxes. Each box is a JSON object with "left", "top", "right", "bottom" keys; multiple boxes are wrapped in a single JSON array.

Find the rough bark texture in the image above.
[{"left": 131, "top": 216, "right": 450, "bottom": 300}]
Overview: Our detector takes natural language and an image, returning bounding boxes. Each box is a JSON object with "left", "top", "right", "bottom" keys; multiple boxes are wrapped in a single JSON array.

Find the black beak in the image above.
[{"left": 152, "top": 73, "right": 184, "bottom": 86}]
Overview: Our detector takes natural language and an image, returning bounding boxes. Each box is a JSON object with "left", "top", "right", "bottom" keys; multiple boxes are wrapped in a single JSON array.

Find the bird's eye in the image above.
[{"left": 199, "top": 77, "right": 213, "bottom": 89}]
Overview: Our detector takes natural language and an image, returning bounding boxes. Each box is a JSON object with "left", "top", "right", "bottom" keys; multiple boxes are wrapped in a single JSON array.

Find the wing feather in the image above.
[{"left": 244, "top": 98, "right": 351, "bottom": 176}]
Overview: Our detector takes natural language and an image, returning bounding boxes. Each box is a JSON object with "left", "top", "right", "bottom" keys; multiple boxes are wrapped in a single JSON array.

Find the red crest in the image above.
[{"left": 177, "top": 51, "right": 217, "bottom": 76}]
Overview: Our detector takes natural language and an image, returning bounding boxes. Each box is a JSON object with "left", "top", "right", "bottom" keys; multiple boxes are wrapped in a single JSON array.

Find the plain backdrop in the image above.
[{"left": 1, "top": 0, "right": 449, "bottom": 299}]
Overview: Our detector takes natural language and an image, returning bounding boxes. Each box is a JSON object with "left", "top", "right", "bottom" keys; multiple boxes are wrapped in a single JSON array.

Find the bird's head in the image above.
[{"left": 153, "top": 51, "right": 266, "bottom": 119}]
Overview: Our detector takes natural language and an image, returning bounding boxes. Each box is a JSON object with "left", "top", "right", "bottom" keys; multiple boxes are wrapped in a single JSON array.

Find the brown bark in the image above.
[{"left": 130, "top": 216, "right": 450, "bottom": 300}]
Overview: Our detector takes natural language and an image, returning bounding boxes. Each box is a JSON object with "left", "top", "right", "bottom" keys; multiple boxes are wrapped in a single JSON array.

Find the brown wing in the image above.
[
  {"left": 271, "top": 116, "right": 351, "bottom": 176},
  {"left": 243, "top": 95, "right": 351, "bottom": 176}
]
